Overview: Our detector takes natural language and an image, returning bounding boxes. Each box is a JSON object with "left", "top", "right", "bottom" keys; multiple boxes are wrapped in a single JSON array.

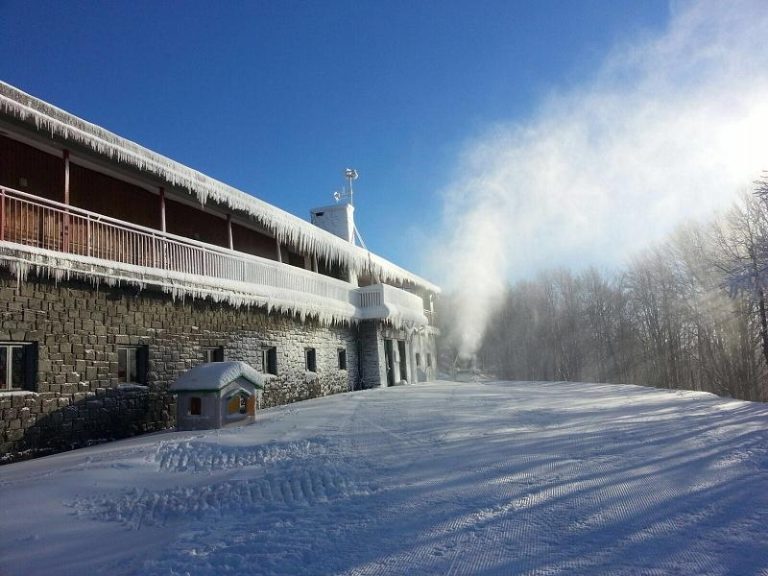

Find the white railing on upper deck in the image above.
[
  {"left": 0, "top": 186, "right": 356, "bottom": 306},
  {"left": 356, "top": 283, "right": 428, "bottom": 324},
  {"left": 380, "top": 283, "right": 425, "bottom": 312}
]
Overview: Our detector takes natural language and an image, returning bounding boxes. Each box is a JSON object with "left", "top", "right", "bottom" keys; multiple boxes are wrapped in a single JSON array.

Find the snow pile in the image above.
[{"left": 2, "top": 381, "right": 768, "bottom": 575}]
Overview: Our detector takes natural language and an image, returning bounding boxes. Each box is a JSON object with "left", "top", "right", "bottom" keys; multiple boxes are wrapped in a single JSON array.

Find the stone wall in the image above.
[
  {"left": 358, "top": 320, "right": 385, "bottom": 389},
  {"left": 0, "top": 271, "right": 358, "bottom": 461}
]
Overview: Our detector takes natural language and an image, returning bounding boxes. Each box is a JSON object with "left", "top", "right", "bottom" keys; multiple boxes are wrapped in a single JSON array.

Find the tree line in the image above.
[{"left": 440, "top": 180, "right": 768, "bottom": 402}]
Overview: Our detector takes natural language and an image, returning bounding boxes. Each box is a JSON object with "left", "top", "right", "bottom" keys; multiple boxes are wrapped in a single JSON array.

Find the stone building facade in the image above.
[
  {"left": 0, "top": 272, "right": 364, "bottom": 458},
  {"left": 0, "top": 82, "right": 440, "bottom": 461}
]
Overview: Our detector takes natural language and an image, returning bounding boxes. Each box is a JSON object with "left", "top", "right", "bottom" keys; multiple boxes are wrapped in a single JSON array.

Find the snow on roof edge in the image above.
[
  {"left": 170, "top": 361, "right": 264, "bottom": 392},
  {"left": 0, "top": 246, "right": 428, "bottom": 331},
  {"left": 0, "top": 82, "right": 440, "bottom": 295}
]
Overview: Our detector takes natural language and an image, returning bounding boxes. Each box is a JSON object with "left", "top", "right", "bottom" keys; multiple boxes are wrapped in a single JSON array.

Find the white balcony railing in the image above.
[
  {"left": 0, "top": 186, "right": 431, "bottom": 327},
  {"left": 0, "top": 186, "right": 354, "bottom": 306},
  {"left": 356, "top": 283, "right": 428, "bottom": 326}
]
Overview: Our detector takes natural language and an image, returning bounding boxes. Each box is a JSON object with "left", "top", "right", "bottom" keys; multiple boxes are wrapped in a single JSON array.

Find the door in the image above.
[
  {"left": 398, "top": 340, "right": 408, "bottom": 383},
  {"left": 384, "top": 339, "right": 395, "bottom": 387}
]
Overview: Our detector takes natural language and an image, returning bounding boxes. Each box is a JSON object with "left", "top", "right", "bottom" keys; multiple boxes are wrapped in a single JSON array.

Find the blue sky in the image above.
[{"left": 0, "top": 0, "right": 670, "bottom": 276}]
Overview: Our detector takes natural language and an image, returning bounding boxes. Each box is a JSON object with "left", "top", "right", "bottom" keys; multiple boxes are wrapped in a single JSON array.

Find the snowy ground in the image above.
[{"left": 2, "top": 380, "right": 768, "bottom": 576}]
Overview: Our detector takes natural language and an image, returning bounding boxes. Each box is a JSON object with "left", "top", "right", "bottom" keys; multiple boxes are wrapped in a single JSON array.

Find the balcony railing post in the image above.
[
  {"left": 0, "top": 189, "right": 5, "bottom": 242},
  {"left": 87, "top": 215, "right": 92, "bottom": 257},
  {"left": 62, "top": 150, "right": 70, "bottom": 253}
]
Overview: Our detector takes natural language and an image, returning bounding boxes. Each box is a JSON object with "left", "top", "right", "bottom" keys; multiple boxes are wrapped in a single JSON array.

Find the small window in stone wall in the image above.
[
  {"left": 204, "top": 346, "right": 225, "bottom": 363},
  {"left": 189, "top": 396, "right": 202, "bottom": 416},
  {"left": 261, "top": 347, "right": 278, "bottom": 375},
  {"left": 305, "top": 348, "right": 317, "bottom": 372},
  {"left": 416, "top": 352, "right": 422, "bottom": 367},
  {"left": 0, "top": 342, "right": 37, "bottom": 391},
  {"left": 118, "top": 345, "right": 148, "bottom": 384},
  {"left": 427, "top": 353, "right": 433, "bottom": 368},
  {"left": 338, "top": 348, "right": 347, "bottom": 371}
]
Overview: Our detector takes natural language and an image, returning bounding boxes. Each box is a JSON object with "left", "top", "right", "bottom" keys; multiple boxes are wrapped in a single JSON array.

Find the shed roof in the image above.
[{"left": 170, "top": 361, "right": 264, "bottom": 393}]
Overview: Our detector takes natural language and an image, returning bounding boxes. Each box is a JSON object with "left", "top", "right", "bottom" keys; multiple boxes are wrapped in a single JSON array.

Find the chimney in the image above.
[{"left": 310, "top": 202, "right": 356, "bottom": 245}]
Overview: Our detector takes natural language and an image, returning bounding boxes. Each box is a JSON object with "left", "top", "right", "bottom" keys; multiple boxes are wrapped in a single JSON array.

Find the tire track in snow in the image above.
[
  {"left": 152, "top": 438, "right": 330, "bottom": 473},
  {"left": 70, "top": 464, "right": 377, "bottom": 529},
  {"left": 340, "top": 388, "right": 470, "bottom": 576}
]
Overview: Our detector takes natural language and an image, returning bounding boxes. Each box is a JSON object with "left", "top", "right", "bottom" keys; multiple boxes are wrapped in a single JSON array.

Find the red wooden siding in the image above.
[
  {"left": 165, "top": 199, "right": 228, "bottom": 248},
  {"left": 0, "top": 136, "right": 63, "bottom": 202},
  {"left": 69, "top": 163, "right": 158, "bottom": 229},
  {"left": 232, "top": 222, "right": 278, "bottom": 260},
  {"left": 286, "top": 247, "right": 307, "bottom": 269},
  {"left": 0, "top": 135, "right": 318, "bottom": 271}
]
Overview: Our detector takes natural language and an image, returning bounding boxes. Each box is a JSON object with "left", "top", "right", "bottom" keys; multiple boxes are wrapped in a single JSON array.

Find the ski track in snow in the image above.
[{"left": 2, "top": 381, "right": 768, "bottom": 576}]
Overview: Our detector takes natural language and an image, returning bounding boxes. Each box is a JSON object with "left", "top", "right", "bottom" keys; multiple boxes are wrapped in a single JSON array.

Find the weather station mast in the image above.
[
  {"left": 332, "top": 168, "right": 367, "bottom": 249},
  {"left": 334, "top": 168, "right": 359, "bottom": 206}
]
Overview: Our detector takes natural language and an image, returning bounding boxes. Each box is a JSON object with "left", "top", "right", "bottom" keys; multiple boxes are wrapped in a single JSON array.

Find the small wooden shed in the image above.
[{"left": 170, "top": 361, "right": 264, "bottom": 430}]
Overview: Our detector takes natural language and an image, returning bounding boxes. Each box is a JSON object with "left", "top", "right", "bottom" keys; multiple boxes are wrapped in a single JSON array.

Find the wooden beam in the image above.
[
  {"left": 0, "top": 189, "right": 5, "bottom": 242},
  {"left": 63, "top": 150, "right": 70, "bottom": 205},
  {"left": 159, "top": 186, "right": 166, "bottom": 233},
  {"left": 63, "top": 150, "right": 70, "bottom": 252}
]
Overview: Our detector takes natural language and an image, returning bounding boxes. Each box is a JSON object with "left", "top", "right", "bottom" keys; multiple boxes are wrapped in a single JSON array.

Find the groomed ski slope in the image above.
[{"left": 2, "top": 380, "right": 768, "bottom": 576}]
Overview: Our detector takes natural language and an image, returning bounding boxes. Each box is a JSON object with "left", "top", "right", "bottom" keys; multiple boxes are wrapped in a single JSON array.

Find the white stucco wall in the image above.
[{"left": 310, "top": 203, "right": 355, "bottom": 245}]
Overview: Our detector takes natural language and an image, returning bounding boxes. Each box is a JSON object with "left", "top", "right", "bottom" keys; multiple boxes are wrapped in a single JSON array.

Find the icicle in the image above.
[{"left": 0, "top": 81, "right": 439, "bottom": 295}]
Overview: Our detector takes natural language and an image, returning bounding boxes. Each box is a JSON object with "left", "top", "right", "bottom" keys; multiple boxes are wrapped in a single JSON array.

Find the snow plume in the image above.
[{"left": 435, "top": 0, "right": 768, "bottom": 359}]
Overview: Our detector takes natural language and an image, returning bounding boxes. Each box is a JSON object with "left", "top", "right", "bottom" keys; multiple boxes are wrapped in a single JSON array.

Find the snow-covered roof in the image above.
[
  {"left": 0, "top": 82, "right": 439, "bottom": 294},
  {"left": 170, "top": 361, "right": 264, "bottom": 393}
]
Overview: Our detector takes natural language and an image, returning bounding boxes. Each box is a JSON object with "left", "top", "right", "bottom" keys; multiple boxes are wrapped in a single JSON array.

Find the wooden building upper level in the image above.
[{"left": 0, "top": 82, "right": 439, "bottom": 329}]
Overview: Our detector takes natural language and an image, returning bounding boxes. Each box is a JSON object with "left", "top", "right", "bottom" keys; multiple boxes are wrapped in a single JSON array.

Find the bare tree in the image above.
[{"left": 444, "top": 185, "right": 768, "bottom": 402}]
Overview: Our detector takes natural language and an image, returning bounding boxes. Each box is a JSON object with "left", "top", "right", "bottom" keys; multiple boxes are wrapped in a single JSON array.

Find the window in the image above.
[
  {"left": 416, "top": 353, "right": 422, "bottom": 367},
  {"left": 204, "top": 346, "right": 224, "bottom": 363},
  {"left": 0, "top": 342, "right": 37, "bottom": 391},
  {"left": 261, "top": 347, "right": 277, "bottom": 375},
  {"left": 226, "top": 393, "right": 249, "bottom": 415},
  {"left": 338, "top": 348, "right": 347, "bottom": 371},
  {"left": 117, "top": 345, "right": 148, "bottom": 384},
  {"left": 427, "top": 353, "right": 433, "bottom": 368},
  {"left": 189, "top": 396, "right": 202, "bottom": 416},
  {"left": 305, "top": 348, "right": 317, "bottom": 372}
]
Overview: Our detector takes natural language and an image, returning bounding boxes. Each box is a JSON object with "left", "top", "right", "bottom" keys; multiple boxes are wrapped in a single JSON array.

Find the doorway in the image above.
[
  {"left": 384, "top": 339, "right": 395, "bottom": 387},
  {"left": 398, "top": 340, "right": 408, "bottom": 382}
]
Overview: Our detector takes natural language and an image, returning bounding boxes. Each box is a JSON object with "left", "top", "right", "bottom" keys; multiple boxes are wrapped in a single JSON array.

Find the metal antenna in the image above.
[
  {"left": 344, "top": 168, "right": 358, "bottom": 206},
  {"left": 331, "top": 168, "right": 366, "bottom": 248},
  {"left": 333, "top": 168, "right": 359, "bottom": 205}
]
